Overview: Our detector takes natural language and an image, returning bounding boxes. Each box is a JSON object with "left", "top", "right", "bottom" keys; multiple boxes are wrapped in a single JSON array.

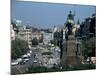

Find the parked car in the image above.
[
  {"left": 29, "top": 50, "right": 32, "bottom": 53},
  {"left": 27, "top": 53, "right": 31, "bottom": 57},
  {"left": 22, "top": 54, "right": 29, "bottom": 58},
  {"left": 33, "top": 60, "right": 38, "bottom": 63},
  {"left": 16, "top": 58, "right": 22, "bottom": 62},
  {"left": 11, "top": 60, "right": 18, "bottom": 66}
]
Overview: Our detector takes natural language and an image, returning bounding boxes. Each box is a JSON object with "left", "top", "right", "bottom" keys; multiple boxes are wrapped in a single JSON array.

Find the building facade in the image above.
[
  {"left": 11, "top": 24, "right": 16, "bottom": 40},
  {"left": 31, "top": 31, "right": 43, "bottom": 45},
  {"left": 43, "top": 32, "right": 52, "bottom": 45},
  {"left": 32, "top": 32, "right": 43, "bottom": 41},
  {"left": 17, "top": 26, "right": 32, "bottom": 47}
]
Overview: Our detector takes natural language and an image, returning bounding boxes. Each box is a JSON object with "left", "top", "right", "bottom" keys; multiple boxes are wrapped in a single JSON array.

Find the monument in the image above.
[
  {"left": 61, "top": 10, "right": 81, "bottom": 67},
  {"left": 65, "top": 11, "right": 75, "bottom": 35}
]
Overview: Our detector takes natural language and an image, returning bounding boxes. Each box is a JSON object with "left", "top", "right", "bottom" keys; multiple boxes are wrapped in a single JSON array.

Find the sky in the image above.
[{"left": 11, "top": 0, "right": 96, "bottom": 29}]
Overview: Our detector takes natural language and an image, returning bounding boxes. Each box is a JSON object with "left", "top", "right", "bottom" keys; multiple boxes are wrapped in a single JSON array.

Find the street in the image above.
[
  {"left": 11, "top": 47, "right": 41, "bottom": 75},
  {"left": 11, "top": 43, "right": 61, "bottom": 75}
]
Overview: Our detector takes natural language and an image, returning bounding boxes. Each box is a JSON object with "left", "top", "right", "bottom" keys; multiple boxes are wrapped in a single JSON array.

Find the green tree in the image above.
[
  {"left": 31, "top": 38, "right": 38, "bottom": 46},
  {"left": 27, "top": 64, "right": 95, "bottom": 73},
  {"left": 11, "top": 38, "right": 29, "bottom": 59},
  {"left": 82, "top": 37, "right": 96, "bottom": 58}
]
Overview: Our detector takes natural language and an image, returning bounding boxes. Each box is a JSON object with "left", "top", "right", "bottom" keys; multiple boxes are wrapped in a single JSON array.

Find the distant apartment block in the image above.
[
  {"left": 17, "top": 25, "right": 32, "bottom": 46},
  {"left": 43, "top": 32, "right": 53, "bottom": 45},
  {"left": 32, "top": 32, "right": 43, "bottom": 41}
]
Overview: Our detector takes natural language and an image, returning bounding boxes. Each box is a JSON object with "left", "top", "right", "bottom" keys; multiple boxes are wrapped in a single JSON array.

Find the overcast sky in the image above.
[{"left": 11, "top": 0, "right": 96, "bottom": 29}]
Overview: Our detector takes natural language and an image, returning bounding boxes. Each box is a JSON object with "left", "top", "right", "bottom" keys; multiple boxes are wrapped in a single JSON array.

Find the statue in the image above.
[
  {"left": 65, "top": 10, "right": 75, "bottom": 35},
  {"left": 67, "top": 11, "right": 75, "bottom": 24}
]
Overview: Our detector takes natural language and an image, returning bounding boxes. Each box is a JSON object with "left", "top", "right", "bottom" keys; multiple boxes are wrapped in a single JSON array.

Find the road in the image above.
[
  {"left": 11, "top": 45, "right": 61, "bottom": 75},
  {"left": 11, "top": 47, "right": 41, "bottom": 75}
]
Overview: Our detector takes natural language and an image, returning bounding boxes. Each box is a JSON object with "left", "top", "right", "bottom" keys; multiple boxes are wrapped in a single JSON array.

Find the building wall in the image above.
[
  {"left": 32, "top": 32, "right": 42, "bottom": 40},
  {"left": 17, "top": 26, "right": 32, "bottom": 45},
  {"left": 43, "top": 32, "right": 52, "bottom": 45},
  {"left": 11, "top": 24, "right": 16, "bottom": 40}
]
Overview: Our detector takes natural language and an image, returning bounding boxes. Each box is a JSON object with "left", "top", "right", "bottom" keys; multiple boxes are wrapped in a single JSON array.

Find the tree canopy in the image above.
[
  {"left": 31, "top": 38, "right": 38, "bottom": 46},
  {"left": 11, "top": 38, "right": 29, "bottom": 59},
  {"left": 82, "top": 37, "right": 95, "bottom": 58}
]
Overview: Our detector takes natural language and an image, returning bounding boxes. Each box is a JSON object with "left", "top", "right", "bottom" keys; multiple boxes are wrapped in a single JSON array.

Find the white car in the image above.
[
  {"left": 33, "top": 60, "right": 38, "bottom": 63},
  {"left": 16, "top": 58, "right": 22, "bottom": 62},
  {"left": 11, "top": 60, "right": 18, "bottom": 66},
  {"left": 27, "top": 53, "right": 31, "bottom": 57},
  {"left": 29, "top": 50, "right": 32, "bottom": 53},
  {"left": 51, "top": 44, "right": 54, "bottom": 47},
  {"left": 22, "top": 54, "right": 29, "bottom": 58}
]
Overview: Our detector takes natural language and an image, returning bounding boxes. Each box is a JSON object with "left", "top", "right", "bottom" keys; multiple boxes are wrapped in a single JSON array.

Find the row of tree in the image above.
[
  {"left": 11, "top": 37, "right": 43, "bottom": 59},
  {"left": 27, "top": 64, "right": 95, "bottom": 73},
  {"left": 75, "top": 14, "right": 96, "bottom": 59},
  {"left": 82, "top": 37, "right": 96, "bottom": 58},
  {"left": 11, "top": 39, "right": 29, "bottom": 59}
]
